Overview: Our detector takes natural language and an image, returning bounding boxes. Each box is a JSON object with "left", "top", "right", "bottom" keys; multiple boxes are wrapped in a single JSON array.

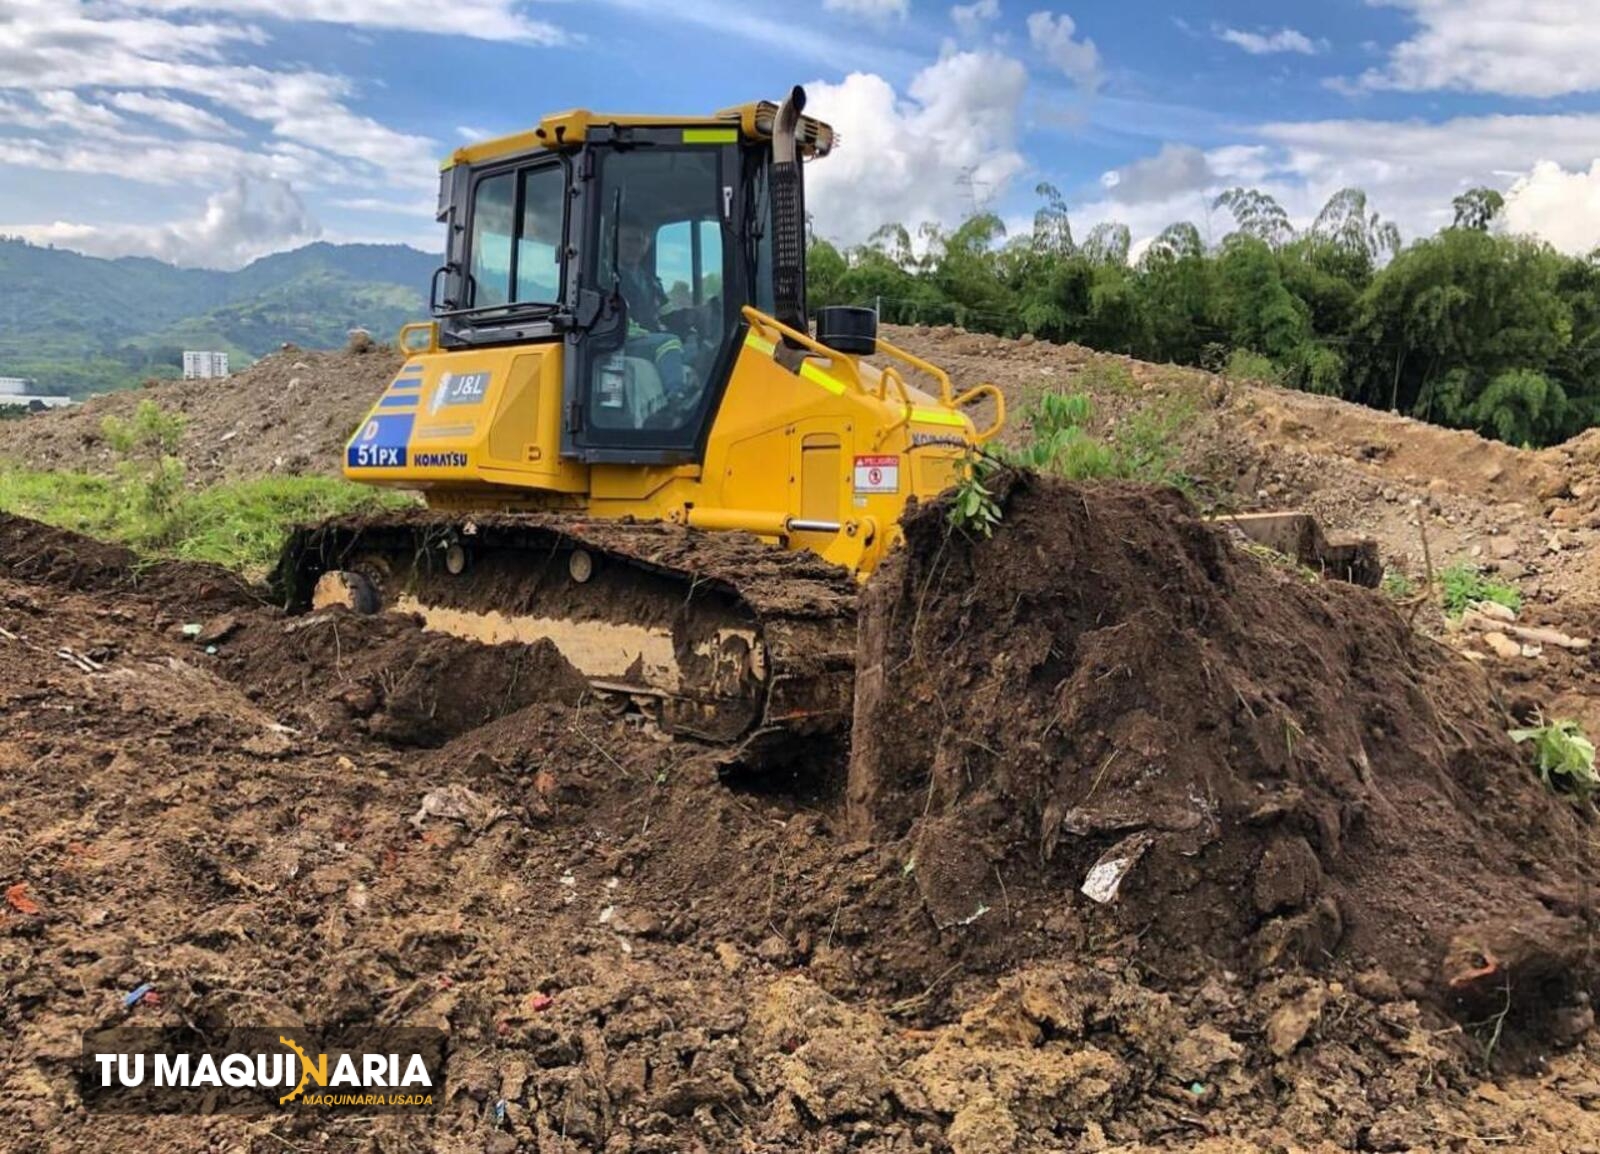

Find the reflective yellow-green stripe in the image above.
[
  {"left": 910, "top": 407, "right": 968, "bottom": 428},
  {"left": 744, "top": 333, "right": 776, "bottom": 356},
  {"left": 684, "top": 128, "right": 738, "bottom": 144},
  {"left": 799, "top": 361, "right": 846, "bottom": 395}
]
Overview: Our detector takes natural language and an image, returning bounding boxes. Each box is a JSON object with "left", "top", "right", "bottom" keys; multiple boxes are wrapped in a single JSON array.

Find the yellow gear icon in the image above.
[{"left": 278, "top": 1035, "right": 314, "bottom": 1105}]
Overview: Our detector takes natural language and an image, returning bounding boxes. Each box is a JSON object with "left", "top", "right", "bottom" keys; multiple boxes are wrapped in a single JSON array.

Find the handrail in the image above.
[
  {"left": 742, "top": 305, "right": 1005, "bottom": 443},
  {"left": 872, "top": 334, "right": 955, "bottom": 406},
  {"left": 740, "top": 306, "right": 866, "bottom": 394},
  {"left": 874, "top": 364, "right": 915, "bottom": 445},
  {"left": 954, "top": 383, "right": 1006, "bottom": 444}
]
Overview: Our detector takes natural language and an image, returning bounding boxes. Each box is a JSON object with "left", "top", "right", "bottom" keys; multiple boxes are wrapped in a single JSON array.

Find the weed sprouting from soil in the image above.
[
  {"left": 1439, "top": 560, "right": 1522, "bottom": 617},
  {"left": 946, "top": 449, "right": 1003, "bottom": 538},
  {"left": 998, "top": 390, "right": 1189, "bottom": 489},
  {"left": 1382, "top": 570, "right": 1418, "bottom": 600},
  {"left": 1509, "top": 715, "right": 1598, "bottom": 801}
]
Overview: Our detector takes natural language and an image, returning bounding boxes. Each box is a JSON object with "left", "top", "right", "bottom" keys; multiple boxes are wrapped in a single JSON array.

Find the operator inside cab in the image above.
[
  {"left": 589, "top": 160, "right": 728, "bottom": 434},
  {"left": 613, "top": 220, "right": 690, "bottom": 418}
]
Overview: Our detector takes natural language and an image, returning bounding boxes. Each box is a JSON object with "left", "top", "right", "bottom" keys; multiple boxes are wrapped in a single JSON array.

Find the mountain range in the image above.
[{"left": 0, "top": 239, "right": 439, "bottom": 397}]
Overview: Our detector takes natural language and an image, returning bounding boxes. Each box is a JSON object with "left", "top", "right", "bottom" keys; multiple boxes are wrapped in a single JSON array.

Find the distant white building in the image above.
[
  {"left": 183, "top": 351, "right": 230, "bottom": 380},
  {"left": 0, "top": 376, "right": 71, "bottom": 409}
]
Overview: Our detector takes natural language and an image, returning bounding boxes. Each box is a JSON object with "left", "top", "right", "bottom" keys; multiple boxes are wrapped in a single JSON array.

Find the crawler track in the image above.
[{"left": 273, "top": 511, "right": 861, "bottom": 765}]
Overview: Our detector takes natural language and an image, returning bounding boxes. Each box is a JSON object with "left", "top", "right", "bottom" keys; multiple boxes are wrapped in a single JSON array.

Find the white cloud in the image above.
[
  {"left": 1218, "top": 27, "right": 1324, "bottom": 56},
  {"left": 1251, "top": 112, "right": 1600, "bottom": 240},
  {"left": 1026, "top": 11, "right": 1100, "bottom": 92},
  {"left": 1502, "top": 160, "right": 1600, "bottom": 254},
  {"left": 0, "top": 91, "right": 125, "bottom": 132},
  {"left": 950, "top": 0, "right": 999, "bottom": 37},
  {"left": 805, "top": 51, "right": 1029, "bottom": 246},
  {"left": 124, "top": 0, "right": 565, "bottom": 44},
  {"left": 5, "top": 176, "right": 320, "bottom": 267},
  {"left": 823, "top": 0, "right": 909, "bottom": 18},
  {"left": 1354, "top": 0, "right": 1600, "bottom": 98},
  {"left": 1100, "top": 144, "right": 1214, "bottom": 203},
  {"left": 109, "top": 91, "right": 237, "bottom": 137},
  {"left": 0, "top": 0, "right": 438, "bottom": 191},
  {"left": 594, "top": 0, "right": 902, "bottom": 71}
]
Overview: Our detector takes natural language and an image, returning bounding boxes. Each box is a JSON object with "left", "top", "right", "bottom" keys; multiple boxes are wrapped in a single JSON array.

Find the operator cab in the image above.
[{"left": 431, "top": 94, "right": 834, "bottom": 465}]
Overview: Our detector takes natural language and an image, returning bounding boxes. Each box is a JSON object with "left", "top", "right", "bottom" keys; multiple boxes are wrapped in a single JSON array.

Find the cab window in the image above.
[
  {"left": 468, "top": 164, "right": 564, "bottom": 309},
  {"left": 585, "top": 147, "right": 732, "bottom": 446}
]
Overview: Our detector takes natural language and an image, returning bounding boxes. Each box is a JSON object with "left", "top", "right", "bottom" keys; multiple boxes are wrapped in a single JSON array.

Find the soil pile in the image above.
[
  {"left": 850, "top": 475, "right": 1600, "bottom": 1037},
  {"left": 6, "top": 510, "right": 1600, "bottom": 1151},
  {"left": 0, "top": 342, "right": 401, "bottom": 482}
]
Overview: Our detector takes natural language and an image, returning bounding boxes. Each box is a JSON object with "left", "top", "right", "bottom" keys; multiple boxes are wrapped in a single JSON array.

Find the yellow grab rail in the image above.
[
  {"left": 873, "top": 364, "right": 916, "bottom": 446},
  {"left": 953, "top": 383, "right": 1006, "bottom": 444},
  {"left": 873, "top": 334, "right": 955, "bottom": 405},
  {"left": 741, "top": 306, "right": 866, "bottom": 394},
  {"left": 742, "top": 305, "right": 1005, "bottom": 443}
]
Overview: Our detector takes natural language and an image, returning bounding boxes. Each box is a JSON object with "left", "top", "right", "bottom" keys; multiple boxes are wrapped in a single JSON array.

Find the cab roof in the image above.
[{"left": 444, "top": 100, "right": 837, "bottom": 170}]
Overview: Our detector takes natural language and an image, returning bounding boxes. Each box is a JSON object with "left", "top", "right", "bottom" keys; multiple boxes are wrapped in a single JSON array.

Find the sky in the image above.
[{"left": 5, "top": 0, "right": 1600, "bottom": 269}]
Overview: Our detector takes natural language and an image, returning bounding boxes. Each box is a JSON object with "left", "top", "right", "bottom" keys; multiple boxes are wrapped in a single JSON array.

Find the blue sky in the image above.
[{"left": 5, "top": 0, "right": 1600, "bottom": 267}]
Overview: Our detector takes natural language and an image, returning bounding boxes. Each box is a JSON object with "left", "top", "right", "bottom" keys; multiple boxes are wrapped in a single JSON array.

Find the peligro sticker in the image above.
[{"left": 853, "top": 454, "right": 899, "bottom": 494}]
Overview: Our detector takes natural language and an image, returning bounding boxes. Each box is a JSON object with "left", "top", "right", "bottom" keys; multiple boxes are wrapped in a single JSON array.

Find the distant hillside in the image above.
[{"left": 0, "top": 239, "right": 437, "bottom": 397}]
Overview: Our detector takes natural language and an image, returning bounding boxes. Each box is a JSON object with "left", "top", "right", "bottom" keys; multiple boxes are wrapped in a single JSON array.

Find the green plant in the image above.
[
  {"left": 1381, "top": 570, "right": 1418, "bottom": 600},
  {"left": 1078, "top": 358, "right": 1136, "bottom": 395},
  {"left": 1224, "top": 348, "right": 1282, "bottom": 384},
  {"left": 1438, "top": 560, "right": 1522, "bottom": 617},
  {"left": 1003, "top": 392, "right": 1116, "bottom": 479},
  {"left": 1112, "top": 395, "right": 1193, "bottom": 490},
  {"left": 101, "top": 400, "right": 189, "bottom": 539},
  {"left": 1001, "top": 390, "right": 1190, "bottom": 490},
  {"left": 1509, "top": 717, "right": 1598, "bottom": 800},
  {"left": 947, "top": 450, "right": 1003, "bottom": 538}
]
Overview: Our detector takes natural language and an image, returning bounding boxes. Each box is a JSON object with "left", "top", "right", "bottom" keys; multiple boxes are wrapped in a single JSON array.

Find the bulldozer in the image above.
[
  {"left": 276, "top": 88, "right": 1005, "bottom": 760},
  {"left": 276, "top": 87, "right": 1376, "bottom": 763}
]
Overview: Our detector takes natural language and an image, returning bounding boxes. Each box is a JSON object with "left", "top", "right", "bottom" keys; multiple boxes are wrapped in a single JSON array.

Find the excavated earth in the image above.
[{"left": 3, "top": 328, "right": 1600, "bottom": 1150}]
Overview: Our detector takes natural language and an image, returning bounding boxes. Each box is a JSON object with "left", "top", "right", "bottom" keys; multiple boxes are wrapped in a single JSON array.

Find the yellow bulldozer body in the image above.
[{"left": 345, "top": 310, "right": 1003, "bottom": 577}]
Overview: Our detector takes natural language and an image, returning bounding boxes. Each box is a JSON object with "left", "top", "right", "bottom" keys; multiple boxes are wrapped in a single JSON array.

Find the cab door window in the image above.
[
  {"left": 584, "top": 146, "right": 732, "bottom": 449},
  {"left": 468, "top": 164, "right": 564, "bottom": 309}
]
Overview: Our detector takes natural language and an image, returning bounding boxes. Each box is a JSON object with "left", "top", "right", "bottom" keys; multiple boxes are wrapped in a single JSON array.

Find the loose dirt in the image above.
[
  {"left": 5, "top": 492, "right": 1600, "bottom": 1152},
  {"left": 4, "top": 327, "right": 1600, "bottom": 1150}
]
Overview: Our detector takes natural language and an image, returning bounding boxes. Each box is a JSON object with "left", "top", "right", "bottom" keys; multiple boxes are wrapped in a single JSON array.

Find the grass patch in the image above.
[
  {"left": 1077, "top": 358, "right": 1137, "bottom": 395},
  {"left": 1381, "top": 570, "right": 1418, "bottom": 600},
  {"left": 0, "top": 463, "right": 413, "bottom": 575},
  {"left": 1225, "top": 349, "right": 1282, "bottom": 384},
  {"left": 1439, "top": 560, "right": 1522, "bottom": 617},
  {"left": 1001, "top": 390, "right": 1190, "bottom": 489}
]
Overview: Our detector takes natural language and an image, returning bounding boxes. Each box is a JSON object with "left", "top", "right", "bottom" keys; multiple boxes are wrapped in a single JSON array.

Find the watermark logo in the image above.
[{"left": 81, "top": 1027, "right": 447, "bottom": 1115}]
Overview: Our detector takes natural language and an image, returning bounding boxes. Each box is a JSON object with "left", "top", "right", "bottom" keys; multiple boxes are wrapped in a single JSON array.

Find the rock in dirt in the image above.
[
  {"left": 1483, "top": 632, "right": 1523, "bottom": 660},
  {"left": 1080, "top": 830, "right": 1154, "bottom": 905},
  {"left": 410, "top": 783, "right": 507, "bottom": 833},
  {"left": 194, "top": 613, "right": 242, "bottom": 647},
  {"left": 1471, "top": 599, "right": 1518, "bottom": 623},
  {"left": 1266, "top": 984, "right": 1327, "bottom": 1057}
]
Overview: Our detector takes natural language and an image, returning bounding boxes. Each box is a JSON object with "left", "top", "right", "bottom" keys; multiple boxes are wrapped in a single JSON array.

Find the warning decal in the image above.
[{"left": 853, "top": 454, "right": 900, "bottom": 494}]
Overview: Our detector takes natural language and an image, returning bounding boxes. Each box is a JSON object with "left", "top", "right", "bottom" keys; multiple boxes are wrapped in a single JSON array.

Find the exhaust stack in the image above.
[{"left": 771, "top": 86, "right": 808, "bottom": 337}]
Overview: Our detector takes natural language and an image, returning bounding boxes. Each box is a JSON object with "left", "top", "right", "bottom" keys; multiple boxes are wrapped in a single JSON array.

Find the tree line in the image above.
[{"left": 807, "top": 184, "right": 1600, "bottom": 447}]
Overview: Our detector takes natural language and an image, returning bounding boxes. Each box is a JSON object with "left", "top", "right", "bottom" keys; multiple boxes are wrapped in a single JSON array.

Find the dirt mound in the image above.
[
  {"left": 0, "top": 343, "right": 399, "bottom": 482},
  {"left": 0, "top": 511, "right": 261, "bottom": 611},
  {"left": 7, "top": 509, "right": 1600, "bottom": 1151},
  {"left": 224, "top": 607, "right": 590, "bottom": 747},
  {"left": 849, "top": 476, "right": 1600, "bottom": 1037}
]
